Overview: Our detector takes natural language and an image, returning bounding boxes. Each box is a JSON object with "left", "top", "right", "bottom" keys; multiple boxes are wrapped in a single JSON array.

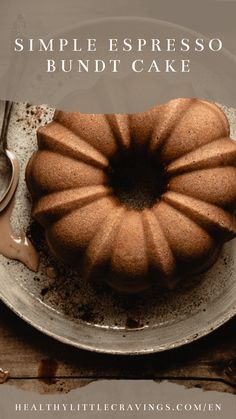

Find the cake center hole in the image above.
[{"left": 108, "top": 150, "right": 166, "bottom": 210}]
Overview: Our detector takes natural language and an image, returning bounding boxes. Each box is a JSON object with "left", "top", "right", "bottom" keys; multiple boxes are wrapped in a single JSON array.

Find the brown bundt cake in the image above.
[{"left": 26, "top": 98, "right": 236, "bottom": 293}]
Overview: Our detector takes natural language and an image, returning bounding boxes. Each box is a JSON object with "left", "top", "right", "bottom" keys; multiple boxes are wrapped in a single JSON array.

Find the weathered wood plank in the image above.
[{"left": 1, "top": 303, "right": 236, "bottom": 391}]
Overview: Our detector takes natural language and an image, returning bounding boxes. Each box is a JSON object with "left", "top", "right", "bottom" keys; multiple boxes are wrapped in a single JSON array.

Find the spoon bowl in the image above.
[
  {"left": 0, "top": 149, "right": 18, "bottom": 212},
  {"left": 0, "top": 101, "right": 18, "bottom": 212},
  {"left": 0, "top": 149, "right": 14, "bottom": 201}
]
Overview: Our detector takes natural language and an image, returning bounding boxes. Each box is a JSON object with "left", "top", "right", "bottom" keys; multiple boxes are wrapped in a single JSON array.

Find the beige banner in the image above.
[
  {"left": 1, "top": 380, "right": 236, "bottom": 419},
  {"left": 0, "top": 1, "right": 235, "bottom": 112}
]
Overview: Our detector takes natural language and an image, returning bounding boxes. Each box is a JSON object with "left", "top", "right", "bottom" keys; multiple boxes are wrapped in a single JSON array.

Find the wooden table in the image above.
[{"left": 0, "top": 302, "right": 236, "bottom": 394}]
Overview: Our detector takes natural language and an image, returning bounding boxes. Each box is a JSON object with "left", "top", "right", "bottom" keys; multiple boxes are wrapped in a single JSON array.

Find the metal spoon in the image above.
[{"left": 0, "top": 101, "right": 17, "bottom": 211}]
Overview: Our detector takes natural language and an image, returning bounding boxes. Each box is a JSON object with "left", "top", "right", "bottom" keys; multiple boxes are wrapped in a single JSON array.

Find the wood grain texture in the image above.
[{"left": 0, "top": 303, "right": 236, "bottom": 394}]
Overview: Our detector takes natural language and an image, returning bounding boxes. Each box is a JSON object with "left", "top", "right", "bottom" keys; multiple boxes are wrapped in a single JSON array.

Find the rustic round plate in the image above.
[{"left": 0, "top": 101, "right": 235, "bottom": 355}]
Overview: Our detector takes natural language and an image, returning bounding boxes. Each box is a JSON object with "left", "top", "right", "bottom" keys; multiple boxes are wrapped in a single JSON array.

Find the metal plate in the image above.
[{"left": 0, "top": 102, "right": 236, "bottom": 355}]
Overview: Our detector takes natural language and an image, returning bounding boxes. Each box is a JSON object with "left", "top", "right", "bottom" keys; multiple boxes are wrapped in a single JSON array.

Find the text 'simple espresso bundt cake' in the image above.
[{"left": 26, "top": 98, "right": 236, "bottom": 293}]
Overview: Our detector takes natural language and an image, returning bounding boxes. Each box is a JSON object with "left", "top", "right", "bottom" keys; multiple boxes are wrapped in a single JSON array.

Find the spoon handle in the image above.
[{"left": 0, "top": 101, "right": 14, "bottom": 152}]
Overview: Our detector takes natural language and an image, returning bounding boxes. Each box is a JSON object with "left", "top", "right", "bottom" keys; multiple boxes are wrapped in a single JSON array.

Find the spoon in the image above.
[{"left": 0, "top": 101, "right": 18, "bottom": 211}]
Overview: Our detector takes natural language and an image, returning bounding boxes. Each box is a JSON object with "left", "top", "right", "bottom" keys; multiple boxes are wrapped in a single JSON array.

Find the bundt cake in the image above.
[{"left": 26, "top": 98, "right": 236, "bottom": 293}]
